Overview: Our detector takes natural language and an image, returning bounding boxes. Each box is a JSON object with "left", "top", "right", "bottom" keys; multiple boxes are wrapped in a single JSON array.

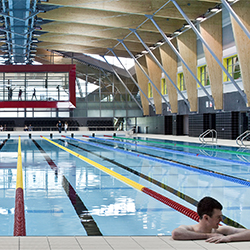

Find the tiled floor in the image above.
[
  {"left": 1, "top": 132, "right": 249, "bottom": 249},
  {"left": 0, "top": 236, "right": 249, "bottom": 250}
]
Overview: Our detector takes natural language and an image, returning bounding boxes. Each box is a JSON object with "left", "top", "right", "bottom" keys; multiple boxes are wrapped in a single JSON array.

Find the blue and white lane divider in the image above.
[{"left": 62, "top": 136, "right": 250, "bottom": 187}]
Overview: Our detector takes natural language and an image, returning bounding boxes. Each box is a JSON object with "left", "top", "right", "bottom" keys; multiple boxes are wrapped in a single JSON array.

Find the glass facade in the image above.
[{"left": 0, "top": 72, "right": 69, "bottom": 102}]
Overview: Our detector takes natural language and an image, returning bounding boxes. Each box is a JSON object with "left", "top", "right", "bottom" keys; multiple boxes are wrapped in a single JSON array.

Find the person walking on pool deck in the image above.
[
  {"left": 57, "top": 120, "right": 62, "bottom": 133},
  {"left": 172, "top": 196, "right": 250, "bottom": 243}
]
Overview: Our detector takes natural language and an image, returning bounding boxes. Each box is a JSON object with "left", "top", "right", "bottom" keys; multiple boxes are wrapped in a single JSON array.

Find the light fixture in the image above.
[
  {"left": 196, "top": 16, "right": 204, "bottom": 21},
  {"left": 210, "top": 7, "right": 219, "bottom": 12},
  {"left": 32, "top": 38, "right": 39, "bottom": 43},
  {"left": 183, "top": 23, "right": 191, "bottom": 28},
  {"left": 141, "top": 50, "right": 148, "bottom": 54},
  {"left": 156, "top": 40, "right": 164, "bottom": 45},
  {"left": 209, "top": 5, "right": 221, "bottom": 13},
  {"left": 174, "top": 29, "right": 181, "bottom": 35}
]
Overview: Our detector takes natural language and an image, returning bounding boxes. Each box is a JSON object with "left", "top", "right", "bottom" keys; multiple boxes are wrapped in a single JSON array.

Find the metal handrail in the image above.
[
  {"left": 199, "top": 129, "right": 217, "bottom": 144},
  {"left": 236, "top": 130, "right": 250, "bottom": 147}
]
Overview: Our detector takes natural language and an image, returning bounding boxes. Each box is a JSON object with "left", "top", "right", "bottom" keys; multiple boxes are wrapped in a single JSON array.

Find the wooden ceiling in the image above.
[{"left": 36, "top": 0, "right": 221, "bottom": 62}]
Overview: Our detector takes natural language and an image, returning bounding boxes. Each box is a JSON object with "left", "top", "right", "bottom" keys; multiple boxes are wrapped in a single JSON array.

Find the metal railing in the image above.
[
  {"left": 199, "top": 129, "right": 217, "bottom": 144},
  {"left": 236, "top": 130, "right": 250, "bottom": 147}
]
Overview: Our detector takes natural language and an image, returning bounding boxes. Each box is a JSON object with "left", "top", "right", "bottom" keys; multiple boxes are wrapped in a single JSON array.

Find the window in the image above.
[
  {"left": 161, "top": 78, "right": 167, "bottom": 95},
  {"left": 197, "top": 65, "right": 210, "bottom": 86},
  {"left": 177, "top": 73, "right": 186, "bottom": 91},
  {"left": 223, "top": 55, "right": 241, "bottom": 82},
  {"left": 148, "top": 82, "right": 153, "bottom": 98}
]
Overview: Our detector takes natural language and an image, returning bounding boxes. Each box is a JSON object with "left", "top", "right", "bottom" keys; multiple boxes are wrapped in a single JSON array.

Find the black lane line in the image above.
[
  {"left": 59, "top": 139, "right": 244, "bottom": 228},
  {"left": 0, "top": 139, "right": 8, "bottom": 150},
  {"left": 32, "top": 139, "right": 102, "bottom": 236}
]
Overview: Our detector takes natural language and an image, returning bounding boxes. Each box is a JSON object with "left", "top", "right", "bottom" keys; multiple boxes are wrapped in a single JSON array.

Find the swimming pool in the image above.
[{"left": 1, "top": 134, "right": 250, "bottom": 236}]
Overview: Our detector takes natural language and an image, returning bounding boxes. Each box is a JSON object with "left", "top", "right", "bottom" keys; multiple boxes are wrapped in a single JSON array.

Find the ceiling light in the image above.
[
  {"left": 183, "top": 23, "right": 190, "bottom": 28},
  {"left": 156, "top": 41, "right": 164, "bottom": 45},
  {"left": 196, "top": 16, "right": 204, "bottom": 21},
  {"left": 174, "top": 30, "right": 181, "bottom": 35},
  {"left": 141, "top": 50, "right": 148, "bottom": 54},
  {"left": 210, "top": 7, "right": 219, "bottom": 12}
]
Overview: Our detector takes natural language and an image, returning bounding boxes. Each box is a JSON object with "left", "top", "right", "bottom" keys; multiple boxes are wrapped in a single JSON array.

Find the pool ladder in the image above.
[
  {"left": 199, "top": 129, "right": 217, "bottom": 144},
  {"left": 236, "top": 130, "right": 250, "bottom": 147}
]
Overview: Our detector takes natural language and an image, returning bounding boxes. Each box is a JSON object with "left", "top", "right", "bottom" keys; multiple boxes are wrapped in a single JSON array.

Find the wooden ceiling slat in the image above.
[{"left": 35, "top": 0, "right": 223, "bottom": 58}]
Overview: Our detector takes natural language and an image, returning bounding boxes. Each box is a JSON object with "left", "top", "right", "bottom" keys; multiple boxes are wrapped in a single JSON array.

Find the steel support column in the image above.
[
  {"left": 130, "top": 29, "right": 190, "bottom": 110},
  {"left": 102, "top": 55, "right": 144, "bottom": 113},
  {"left": 108, "top": 48, "right": 155, "bottom": 112},
  {"left": 146, "top": 14, "right": 215, "bottom": 107},
  {"left": 221, "top": 0, "right": 250, "bottom": 40},
  {"left": 118, "top": 39, "right": 171, "bottom": 109},
  {"left": 171, "top": 0, "right": 247, "bottom": 105}
]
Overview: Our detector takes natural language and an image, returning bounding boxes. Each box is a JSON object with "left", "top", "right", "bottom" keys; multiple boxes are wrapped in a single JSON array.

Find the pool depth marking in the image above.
[
  {"left": 32, "top": 139, "right": 102, "bottom": 236},
  {"left": 113, "top": 136, "right": 250, "bottom": 157},
  {"left": 13, "top": 136, "right": 26, "bottom": 236},
  {"left": 41, "top": 136, "right": 200, "bottom": 222},
  {"left": 60, "top": 139, "right": 244, "bottom": 228}
]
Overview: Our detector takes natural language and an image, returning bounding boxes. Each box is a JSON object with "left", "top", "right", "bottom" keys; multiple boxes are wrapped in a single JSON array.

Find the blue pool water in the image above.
[{"left": 1, "top": 135, "right": 250, "bottom": 236}]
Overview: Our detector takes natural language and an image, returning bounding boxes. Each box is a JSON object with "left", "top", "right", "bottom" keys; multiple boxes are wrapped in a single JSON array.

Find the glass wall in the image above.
[{"left": 0, "top": 72, "right": 69, "bottom": 102}]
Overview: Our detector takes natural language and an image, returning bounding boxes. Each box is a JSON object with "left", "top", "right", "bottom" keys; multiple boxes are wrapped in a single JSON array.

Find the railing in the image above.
[
  {"left": 199, "top": 129, "right": 217, "bottom": 144},
  {"left": 236, "top": 130, "right": 250, "bottom": 147}
]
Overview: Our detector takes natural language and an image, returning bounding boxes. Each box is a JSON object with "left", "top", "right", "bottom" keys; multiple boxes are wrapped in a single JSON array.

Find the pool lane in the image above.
[
  {"left": 114, "top": 136, "right": 250, "bottom": 157},
  {"left": 65, "top": 136, "right": 250, "bottom": 188},
  {"left": 0, "top": 139, "right": 85, "bottom": 236},
  {"left": 59, "top": 138, "right": 244, "bottom": 229},
  {"left": 32, "top": 139, "right": 102, "bottom": 236},
  {"left": 41, "top": 136, "right": 200, "bottom": 224}
]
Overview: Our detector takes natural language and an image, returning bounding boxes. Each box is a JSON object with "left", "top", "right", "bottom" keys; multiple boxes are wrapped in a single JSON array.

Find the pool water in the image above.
[{"left": 0, "top": 135, "right": 250, "bottom": 236}]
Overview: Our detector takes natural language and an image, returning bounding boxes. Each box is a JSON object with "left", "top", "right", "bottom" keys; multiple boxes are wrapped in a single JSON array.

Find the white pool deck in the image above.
[{"left": 1, "top": 132, "right": 249, "bottom": 250}]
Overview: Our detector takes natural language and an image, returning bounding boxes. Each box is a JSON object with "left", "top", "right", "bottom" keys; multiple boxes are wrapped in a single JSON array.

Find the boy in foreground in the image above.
[{"left": 172, "top": 196, "right": 250, "bottom": 243}]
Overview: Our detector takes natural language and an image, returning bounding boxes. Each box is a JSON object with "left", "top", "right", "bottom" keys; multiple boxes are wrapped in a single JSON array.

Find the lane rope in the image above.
[{"left": 13, "top": 136, "right": 26, "bottom": 236}]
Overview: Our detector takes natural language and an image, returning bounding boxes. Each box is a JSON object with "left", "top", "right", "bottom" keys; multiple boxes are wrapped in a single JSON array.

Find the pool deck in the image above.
[
  {"left": 1, "top": 236, "right": 249, "bottom": 250},
  {"left": 1, "top": 132, "right": 249, "bottom": 250}
]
